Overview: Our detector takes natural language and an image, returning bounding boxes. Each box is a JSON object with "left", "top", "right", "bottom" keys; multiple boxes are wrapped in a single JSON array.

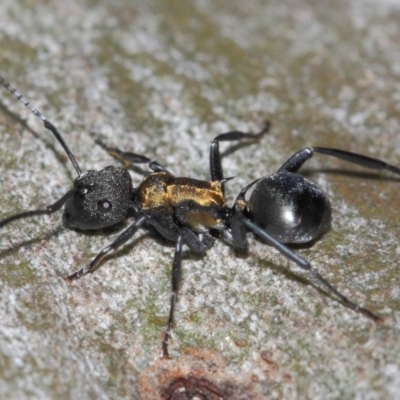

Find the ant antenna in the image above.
[{"left": 0, "top": 77, "right": 82, "bottom": 177}]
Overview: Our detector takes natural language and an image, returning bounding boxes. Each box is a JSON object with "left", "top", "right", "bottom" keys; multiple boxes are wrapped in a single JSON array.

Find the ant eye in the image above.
[
  {"left": 97, "top": 199, "right": 112, "bottom": 213},
  {"left": 79, "top": 188, "right": 89, "bottom": 195}
]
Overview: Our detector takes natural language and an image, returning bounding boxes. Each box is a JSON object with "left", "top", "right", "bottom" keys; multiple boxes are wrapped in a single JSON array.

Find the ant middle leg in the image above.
[
  {"left": 161, "top": 228, "right": 214, "bottom": 358},
  {"left": 162, "top": 234, "right": 183, "bottom": 358},
  {"left": 209, "top": 121, "right": 271, "bottom": 186}
]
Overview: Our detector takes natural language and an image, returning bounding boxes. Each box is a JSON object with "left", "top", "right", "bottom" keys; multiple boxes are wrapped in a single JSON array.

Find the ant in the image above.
[{"left": 1, "top": 77, "right": 399, "bottom": 358}]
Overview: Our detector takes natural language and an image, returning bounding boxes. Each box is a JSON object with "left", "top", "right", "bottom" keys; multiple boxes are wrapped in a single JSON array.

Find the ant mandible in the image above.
[{"left": 1, "top": 77, "right": 398, "bottom": 358}]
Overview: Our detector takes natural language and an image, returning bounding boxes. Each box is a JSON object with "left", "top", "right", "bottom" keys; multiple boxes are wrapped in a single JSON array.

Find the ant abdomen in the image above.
[{"left": 248, "top": 173, "right": 331, "bottom": 243}]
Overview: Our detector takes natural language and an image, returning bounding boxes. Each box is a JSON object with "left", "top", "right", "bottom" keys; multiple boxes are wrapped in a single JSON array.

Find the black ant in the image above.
[{"left": 1, "top": 77, "right": 398, "bottom": 358}]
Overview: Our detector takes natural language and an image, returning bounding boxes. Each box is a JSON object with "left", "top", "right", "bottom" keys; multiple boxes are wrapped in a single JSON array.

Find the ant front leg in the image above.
[
  {"left": 92, "top": 134, "right": 169, "bottom": 173},
  {"left": 66, "top": 216, "right": 146, "bottom": 280},
  {"left": 209, "top": 121, "right": 271, "bottom": 189}
]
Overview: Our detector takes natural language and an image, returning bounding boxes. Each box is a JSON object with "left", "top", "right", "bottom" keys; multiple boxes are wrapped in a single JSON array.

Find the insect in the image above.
[{"left": 1, "top": 77, "right": 398, "bottom": 358}]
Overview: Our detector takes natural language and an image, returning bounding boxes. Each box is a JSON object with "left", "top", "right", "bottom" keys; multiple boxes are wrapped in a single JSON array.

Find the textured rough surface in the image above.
[{"left": 0, "top": 0, "right": 400, "bottom": 399}]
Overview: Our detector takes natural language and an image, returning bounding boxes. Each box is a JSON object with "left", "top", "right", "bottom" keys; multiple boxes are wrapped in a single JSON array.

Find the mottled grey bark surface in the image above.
[{"left": 0, "top": 0, "right": 399, "bottom": 399}]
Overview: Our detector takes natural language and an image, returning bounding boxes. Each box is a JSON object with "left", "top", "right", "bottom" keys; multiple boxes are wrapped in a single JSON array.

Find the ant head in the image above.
[{"left": 63, "top": 166, "right": 133, "bottom": 230}]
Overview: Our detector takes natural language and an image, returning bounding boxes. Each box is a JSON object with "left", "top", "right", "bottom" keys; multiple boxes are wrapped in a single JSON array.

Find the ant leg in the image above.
[
  {"left": 0, "top": 189, "right": 74, "bottom": 228},
  {"left": 278, "top": 147, "right": 400, "bottom": 175},
  {"left": 209, "top": 121, "right": 271, "bottom": 184},
  {"left": 92, "top": 134, "right": 168, "bottom": 173},
  {"left": 240, "top": 217, "right": 381, "bottom": 322},
  {"left": 161, "top": 228, "right": 212, "bottom": 358},
  {"left": 277, "top": 148, "right": 314, "bottom": 173},
  {"left": 65, "top": 216, "right": 146, "bottom": 281},
  {"left": 313, "top": 147, "right": 400, "bottom": 175},
  {"left": 180, "top": 227, "right": 215, "bottom": 253},
  {"left": 162, "top": 234, "right": 183, "bottom": 358},
  {"left": 222, "top": 179, "right": 261, "bottom": 249}
]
